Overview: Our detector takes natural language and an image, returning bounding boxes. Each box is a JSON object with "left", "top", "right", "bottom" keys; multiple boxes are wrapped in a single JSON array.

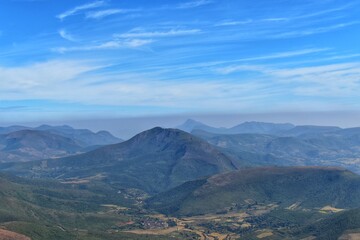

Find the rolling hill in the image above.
[
  {"left": 296, "top": 208, "right": 360, "bottom": 240},
  {"left": 0, "top": 172, "right": 142, "bottom": 240},
  {"left": 147, "top": 167, "right": 360, "bottom": 216}
]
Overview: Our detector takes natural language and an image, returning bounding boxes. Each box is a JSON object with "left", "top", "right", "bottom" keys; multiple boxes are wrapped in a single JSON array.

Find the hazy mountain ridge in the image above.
[
  {"left": 0, "top": 130, "right": 84, "bottom": 162},
  {"left": 0, "top": 125, "right": 122, "bottom": 163},
  {"left": 178, "top": 119, "right": 296, "bottom": 135},
  {"left": 193, "top": 127, "right": 360, "bottom": 174},
  {"left": 178, "top": 119, "right": 348, "bottom": 137},
  {"left": 0, "top": 124, "right": 121, "bottom": 147}
]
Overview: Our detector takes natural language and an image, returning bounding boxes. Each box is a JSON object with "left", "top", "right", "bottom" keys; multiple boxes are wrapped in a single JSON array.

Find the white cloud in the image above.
[
  {"left": 0, "top": 60, "right": 99, "bottom": 90},
  {"left": 85, "top": 9, "right": 128, "bottom": 19},
  {"left": 273, "top": 22, "right": 359, "bottom": 39},
  {"left": 58, "top": 29, "right": 76, "bottom": 42},
  {"left": 53, "top": 39, "right": 153, "bottom": 53},
  {"left": 116, "top": 29, "right": 201, "bottom": 38},
  {"left": 0, "top": 59, "right": 275, "bottom": 112},
  {"left": 57, "top": 0, "right": 105, "bottom": 20},
  {"left": 215, "top": 48, "right": 329, "bottom": 74},
  {"left": 217, "top": 62, "right": 360, "bottom": 97},
  {"left": 215, "top": 20, "right": 253, "bottom": 26},
  {"left": 177, "top": 0, "right": 213, "bottom": 9},
  {"left": 125, "top": 39, "right": 154, "bottom": 47}
]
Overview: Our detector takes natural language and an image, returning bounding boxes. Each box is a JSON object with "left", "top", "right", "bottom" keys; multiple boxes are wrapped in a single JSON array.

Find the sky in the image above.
[{"left": 1, "top": 0, "right": 360, "bottom": 132}]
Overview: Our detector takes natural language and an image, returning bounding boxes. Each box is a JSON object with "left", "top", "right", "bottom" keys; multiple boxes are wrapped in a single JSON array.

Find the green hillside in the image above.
[
  {"left": 294, "top": 208, "right": 360, "bottom": 240},
  {"left": 147, "top": 167, "right": 360, "bottom": 216}
]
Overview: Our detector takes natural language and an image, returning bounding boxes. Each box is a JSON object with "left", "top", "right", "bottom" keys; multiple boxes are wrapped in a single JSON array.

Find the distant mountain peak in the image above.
[{"left": 127, "top": 127, "right": 194, "bottom": 145}]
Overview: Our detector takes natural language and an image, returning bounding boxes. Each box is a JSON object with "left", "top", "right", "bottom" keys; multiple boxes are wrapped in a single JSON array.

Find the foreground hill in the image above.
[
  {"left": 296, "top": 208, "right": 360, "bottom": 240},
  {"left": 147, "top": 167, "right": 360, "bottom": 216},
  {"left": 0, "top": 130, "right": 83, "bottom": 162},
  {"left": 0, "top": 172, "right": 144, "bottom": 240},
  {"left": 2, "top": 127, "right": 237, "bottom": 193}
]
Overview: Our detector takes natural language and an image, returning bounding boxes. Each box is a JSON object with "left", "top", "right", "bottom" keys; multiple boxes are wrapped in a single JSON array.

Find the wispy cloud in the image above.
[
  {"left": 0, "top": 60, "right": 99, "bottom": 90},
  {"left": 53, "top": 39, "right": 153, "bottom": 53},
  {"left": 85, "top": 9, "right": 129, "bottom": 19},
  {"left": 0, "top": 106, "right": 27, "bottom": 111},
  {"left": 213, "top": 48, "right": 329, "bottom": 74},
  {"left": 57, "top": 0, "right": 105, "bottom": 20},
  {"left": 0, "top": 62, "right": 274, "bottom": 111},
  {"left": 177, "top": 0, "right": 213, "bottom": 9},
  {"left": 215, "top": 20, "right": 253, "bottom": 27},
  {"left": 215, "top": 18, "right": 290, "bottom": 27},
  {"left": 273, "top": 22, "right": 359, "bottom": 39},
  {"left": 217, "top": 61, "right": 360, "bottom": 97},
  {"left": 58, "top": 29, "right": 76, "bottom": 42},
  {"left": 116, "top": 29, "right": 201, "bottom": 38}
]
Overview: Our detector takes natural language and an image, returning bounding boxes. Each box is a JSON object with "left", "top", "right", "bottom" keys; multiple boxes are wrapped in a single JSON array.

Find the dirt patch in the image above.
[
  {"left": 256, "top": 230, "right": 273, "bottom": 239},
  {"left": 123, "top": 226, "right": 180, "bottom": 235},
  {"left": 0, "top": 229, "right": 31, "bottom": 240},
  {"left": 339, "top": 233, "right": 360, "bottom": 240}
]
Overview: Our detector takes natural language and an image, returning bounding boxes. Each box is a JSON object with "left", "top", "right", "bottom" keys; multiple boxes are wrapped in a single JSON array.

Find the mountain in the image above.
[
  {"left": 0, "top": 130, "right": 83, "bottom": 162},
  {"left": 2, "top": 127, "right": 237, "bottom": 193},
  {"left": 280, "top": 125, "right": 342, "bottom": 137},
  {"left": 177, "top": 120, "right": 357, "bottom": 138},
  {"left": 34, "top": 124, "right": 122, "bottom": 147},
  {"left": 0, "top": 124, "right": 122, "bottom": 148},
  {"left": 229, "top": 121, "right": 295, "bottom": 134},
  {"left": 147, "top": 167, "right": 360, "bottom": 216},
  {"left": 177, "top": 119, "right": 227, "bottom": 134},
  {"left": 178, "top": 119, "right": 295, "bottom": 135},
  {"left": 0, "top": 126, "right": 29, "bottom": 135},
  {"left": 193, "top": 130, "right": 360, "bottom": 174}
]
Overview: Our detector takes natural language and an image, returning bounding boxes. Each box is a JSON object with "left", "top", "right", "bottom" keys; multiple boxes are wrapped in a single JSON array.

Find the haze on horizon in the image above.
[{"left": 1, "top": 0, "right": 360, "bottom": 129}]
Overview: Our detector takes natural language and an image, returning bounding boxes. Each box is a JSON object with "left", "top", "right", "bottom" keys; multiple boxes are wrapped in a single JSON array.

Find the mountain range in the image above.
[
  {"left": 1, "top": 122, "right": 360, "bottom": 239},
  {"left": 178, "top": 118, "right": 344, "bottom": 136},
  {"left": 1, "top": 127, "right": 237, "bottom": 193},
  {"left": 0, "top": 125, "right": 122, "bottom": 162},
  {"left": 193, "top": 127, "right": 360, "bottom": 174}
]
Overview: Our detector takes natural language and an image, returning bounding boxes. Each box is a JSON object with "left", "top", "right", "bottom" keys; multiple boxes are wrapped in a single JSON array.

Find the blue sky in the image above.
[{"left": 1, "top": 0, "right": 360, "bottom": 123}]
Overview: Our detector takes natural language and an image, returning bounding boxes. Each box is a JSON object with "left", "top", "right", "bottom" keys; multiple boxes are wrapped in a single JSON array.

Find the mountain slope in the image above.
[
  {"left": 281, "top": 125, "right": 342, "bottom": 137},
  {"left": 296, "top": 208, "right": 360, "bottom": 240},
  {"left": 0, "top": 172, "right": 151, "bottom": 240},
  {"left": 0, "top": 130, "right": 83, "bottom": 162},
  {"left": 4, "top": 127, "right": 237, "bottom": 193},
  {"left": 147, "top": 167, "right": 360, "bottom": 216}
]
